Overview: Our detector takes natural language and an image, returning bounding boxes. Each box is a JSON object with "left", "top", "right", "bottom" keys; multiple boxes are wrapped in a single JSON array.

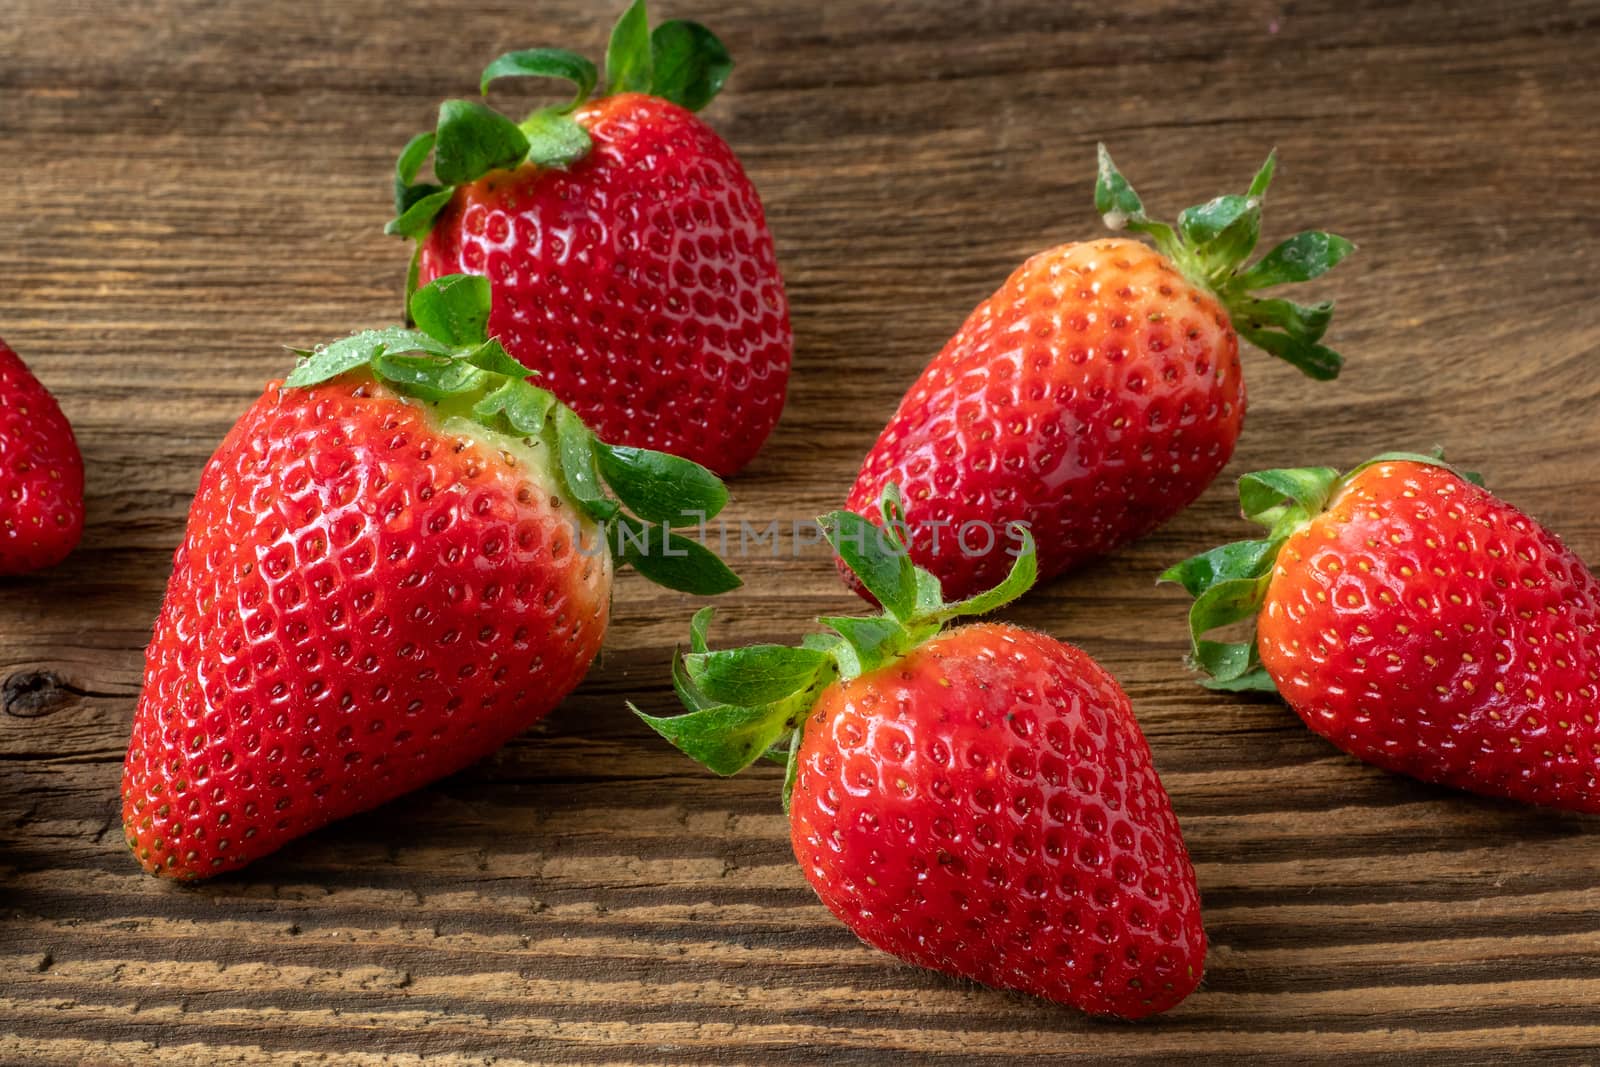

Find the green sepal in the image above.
[
  {"left": 1186, "top": 572, "right": 1275, "bottom": 683},
  {"left": 633, "top": 482, "right": 1041, "bottom": 798},
  {"left": 554, "top": 406, "right": 619, "bottom": 522},
  {"left": 593, "top": 442, "right": 728, "bottom": 525},
  {"left": 460, "top": 339, "right": 531, "bottom": 378},
  {"left": 519, "top": 109, "right": 593, "bottom": 169},
  {"left": 394, "top": 132, "right": 442, "bottom": 216},
  {"left": 688, "top": 605, "right": 714, "bottom": 653},
  {"left": 480, "top": 48, "right": 598, "bottom": 105},
  {"left": 1095, "top": 144, "right": 1353, "bottom": 380},
  {"left": 1235, "top": 232, "right": 1354, "bottom": 290},
  {"left": 1235, "top": 296, "right": 1334, "bottom": 345},
  {"left": 636, "top": 611, "right": 826, "bottom": 776},
  {"left": 605, "top": 0, "right": 654, "bottom": 95},
  {"left": 472, "top": 380, "right": 556, "bottom": 436},
  {"left": 433, "top": 99, "right": 529, "bottom": 185},
  {"left": 935, "top": 528, "right": 1037, "bottom": 622},
  {"left": 819, "top": 507, "right": 917, "bottom": 624},
  {"left": 1178, "top": 194, "right": 1261, "bottom": 282},
  {"left": 285, "top": 274, "right": 740, "bottom": 600},
  {"left": 284, "top": 328, "right": 445, "bottom": 389},
  {"left": 1202, "top": 667, "right": 1278, "bottom": 694},
  {"left": 1159, "top": 537, "right": 1277, "bottom": 599},
  {"left": 372, "top": 352, "right": 485, "bottom": 401},
  {"left": 386, "top": 187, "right": 455, "bottom": 240},
  {"left": 408, "top": 273, "right": 494, "bottom": 348},
  {"left": 632, "top": 697, "right": 804, "bottom": 777},
  {"left": 1237, "top": 326, "right": 1343, "bottom": 381},
  {"left": 779, "top": 729, "right": 802, "bottom": 815},
  {"left": 649, "top": 19, "right": 732, "bottom": 111},
  {"left": 1238, "top": 465, "right": 1342, "bottom": 530},
  {"left": 683, "top": 645, "right": 832, "bottom": 707},
  {"left": 613, "top": 515, "right": 742, "bottom": 595},
  {"left": 1245, "top": 151, "right": 1277, "bottom": 198},
  {"left": 671, "top": 613, "right": 716, "bottom": 712},
  {"left": 818, "top": 614, "right": 911, "bottom": 681},
  {"left": 1093, "top": 144, "right": 1181, "bottom": 259}
]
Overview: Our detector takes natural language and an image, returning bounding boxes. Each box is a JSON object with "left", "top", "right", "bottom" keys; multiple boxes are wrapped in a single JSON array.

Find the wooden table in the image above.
[{"left": 4, "top": 0, "right": 1598, "bottom": 1062}]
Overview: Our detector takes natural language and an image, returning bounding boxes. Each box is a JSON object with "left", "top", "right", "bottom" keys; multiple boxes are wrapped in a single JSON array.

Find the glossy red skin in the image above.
[
  {"left": 0, "top": 339, "right": 84, "bottom": 574},
  {"left": 121, "top": 379, "right": 612, "bottom": 879},
  {"left": 789, "top": 623, "right": 1206, "bottom": 1018},
  {"left": 419, "top": 93, "right": 791, "bottom": 477},
  {"left": 846, "top": 237, "right": 1241, "bottom": 601},
  {"left": 1260, "top": 461, "right": 1600, "bottom": 811}
]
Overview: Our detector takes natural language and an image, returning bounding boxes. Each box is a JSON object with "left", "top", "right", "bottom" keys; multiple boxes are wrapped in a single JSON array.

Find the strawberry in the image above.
[
  {"left": 844, "top": 146, "right": 1352, "bottom": 602},
  {"left": 121, "top": 275, "right": 740, "bottom": 880},
  {"left": 388, "top": 0, "right": 790, "bottom": 477},
  {"left": 0, "top": 338, "right": 84, "bottom": 575},
  {"left": 637, "top": 488, "right": 1207, "bottom": 1018},
  {"left": 1165, "top": 453, "right": 1600, "bottom": 812}
]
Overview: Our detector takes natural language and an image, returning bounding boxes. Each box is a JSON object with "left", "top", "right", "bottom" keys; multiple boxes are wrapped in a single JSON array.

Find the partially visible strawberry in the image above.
[
  {"left": 122, "top": 275, "right": 740, "bottom": 880},
  {"left": 390, "top": 1, "right": 790, "bottom": 476},
  {"left": 845, "top": 146, "right": 1352, "bottom": 602},
  {"left": 637, "top": 488, "right": 1207, "bottom": 1018},
  {"left": 0, "top": 338, "right": 84, "bottom": 575},
  {"left": 1165, "top": 453, "right": 1600, "bottom": 811}
]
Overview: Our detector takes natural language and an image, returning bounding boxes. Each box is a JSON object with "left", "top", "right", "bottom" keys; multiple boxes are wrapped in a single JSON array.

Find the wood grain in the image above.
[{"left": 3, "top": 0, "right": 1600, "bottom": 1062}]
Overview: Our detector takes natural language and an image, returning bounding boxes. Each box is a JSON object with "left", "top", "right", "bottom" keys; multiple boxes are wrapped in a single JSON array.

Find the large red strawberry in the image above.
[
  {"left": 388, "top": 0, "right": 790, "bottom": 477},
  {"left": 0, "top": 338, "right": 84, "bottom": 575},
  {"left": 122, "top": 274, "right": 740, "bottom": 880},
  {"left": 637, "top": 488, "right": 1207, "bottom": 1018},
  {"left": 1165, "top": 452, "right": 1600, "bottom": 811},
  {"left": 844, "top": 146, "right": 1352, "bottom": 602}
]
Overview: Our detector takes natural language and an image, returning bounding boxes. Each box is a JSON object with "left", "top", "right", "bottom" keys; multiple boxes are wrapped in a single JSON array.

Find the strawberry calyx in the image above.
[
  {"left": 285, "top": 273, "right": 741, "bottom": 596},
  {"left": 386, "top": 0, "right": 732, "bottom": 259},
  {"left": 632, "top": 484, "right": 1037, "bottom": 808},
  {"left": 1094, "top": 144, "right": 1354, "bottom": 381},
  {"left": 1160, "top": 450, "right": 1485, "bottom": 692}
]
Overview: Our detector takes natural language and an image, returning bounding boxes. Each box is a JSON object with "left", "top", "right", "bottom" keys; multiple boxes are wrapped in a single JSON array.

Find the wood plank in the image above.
[{"left": 2, "top": 0, "right": 1599, "bottom": 1061}]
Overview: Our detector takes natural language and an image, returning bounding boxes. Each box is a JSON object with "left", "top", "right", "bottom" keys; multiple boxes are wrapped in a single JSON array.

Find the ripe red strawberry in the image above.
[
  {"left": 638, "top": 488, "right": 1207, "bottom": 1018},
  {"left": 1166, "top": 453, "right": 1600, "bottom": 811},
  {"left": 389, "top": 1, "right": 790, "bottom": 477},
  {"left": 845, "top": 146, "right": 1352, "bottom": 602},
  {"left": 122, "top": 275, "right": 740, "bottom": 880},
  {"left": 0, "top": 338, "right": 84, "bottom": 575}
]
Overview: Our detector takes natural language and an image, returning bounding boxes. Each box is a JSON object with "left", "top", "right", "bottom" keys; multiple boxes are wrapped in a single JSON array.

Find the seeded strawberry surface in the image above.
[
  {"left": 418, "top": 92, "right": 791, "bottom": 477},
  {"left": 122, "top": 378, "right": 612, "bottom": 878},
  {"left": 1259, "top": 461, "right": 1600, "bottom": 811},
  {"left": 0, "top": 338, "right": 84, "bottom": 575},
  {"left": 847, "top": 238, "right": 1241, "bottom": 601},
  {"left": 788, "top": 623, "right": 1206, "bottom": 1018}
]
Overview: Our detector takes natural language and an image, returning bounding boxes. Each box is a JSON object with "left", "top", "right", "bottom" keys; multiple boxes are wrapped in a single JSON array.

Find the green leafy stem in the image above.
[
  {"left": 387, "top": 0, "right": 733, "bottom": 245},
  {"left": 286, "top": 273, "right": 740, "bottom": 596},
  {"left": 1095, "top": 143, "right": 1355, "bottom": 381},
  {"left": 631, "top": 484, "right": 1038, "bottom": 810},
  {"left": 1160, "top": 450, "right": 1484, "bottom": 692}
]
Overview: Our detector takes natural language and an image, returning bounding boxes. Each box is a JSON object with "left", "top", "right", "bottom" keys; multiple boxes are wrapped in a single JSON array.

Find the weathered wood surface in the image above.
[{"left": 3, "top": 0, "right": 1600, "bottom": 1062}]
